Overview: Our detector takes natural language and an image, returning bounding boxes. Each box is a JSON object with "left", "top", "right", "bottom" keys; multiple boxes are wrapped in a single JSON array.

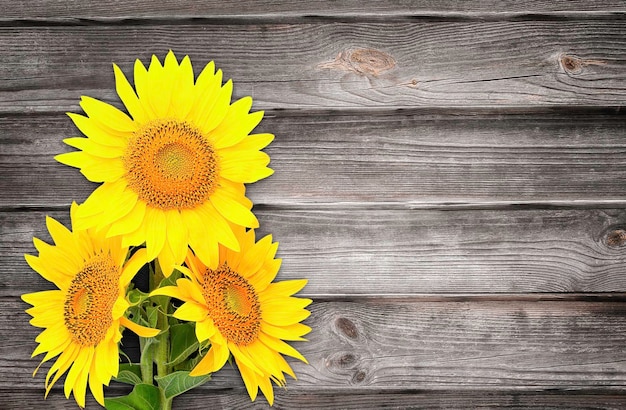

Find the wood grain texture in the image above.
[
  {"left": 4, "top": 208, "right": 626, "bottom": 297},
  {"left": 3, "top": 390, "right": 626, "bottom": 410},
  {"left": 1, "top": 0, "right": 625, "bottom": 21},
  {"left": 2, "top": 113, "right": 626, "bottom": 209},
  {"left": 2, "top": 2, "right": 626, "bottom": 408},
  {"left": 5, "top": 298, "right": 626, "bottom": 395},
  {"left": 0, "top": 20, "right": 625, "bottom": 113}
]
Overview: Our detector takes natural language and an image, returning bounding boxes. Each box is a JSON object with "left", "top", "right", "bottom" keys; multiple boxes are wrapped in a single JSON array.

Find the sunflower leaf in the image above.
[
  {"left": 155, "top": 371, "right": 211, "bottom": 400},
  {"left": 146, "top": 304, "right": 160, "bottom": 328},
  {"left": 127, "top": 288, "right": 149, "bottom": 305},
  {"left": 167, "top": 322, "right": 198, "bottom": 367},
  {"left": 104, "top": 383, "right": 161, "bottom": 410},
  {"left": 158, "top": 268, "right": 181, "bottom": 288},
  {"left": 113, "top": 363, "right": 143, "bottom": 385}
]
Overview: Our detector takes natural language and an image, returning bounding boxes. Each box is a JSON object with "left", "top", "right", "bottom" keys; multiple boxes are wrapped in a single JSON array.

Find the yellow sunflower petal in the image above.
[
  {"left": 183, "top": 209, "right": 219, "bottom": 269},
  {"left": 94, "top": 187, "right": 139, "bottom": 229},
  {"left": 113, "top": 63, "right": 149, "bottom": 124},
  {"left": 189, "top": 340, "right": 229, "bottom": 376},
  {"left": 187, "top": 62, "right": 219, "bottom": 124},
  {"left": 210, "top": 97, "right": 263, "bottom": 149},
  {"left": 79, "top": 96, "right": 136, "bottom": 132},
  {"left": 173, "top": 301, "right": 209, "bottom": 322},
  {"left": 219, "top": 150, "right": 273, "bottom": 183},
  {"left": 75, "top": 179, "right": 127, "bottom": 220},
  {"left": 261, "top": 321, "right": 311, "bottom": 342},
  {"left": 165, "top": 209, "right": 188, "bottom": 264},
  {"left": 54, "top": 150, "right": 98, "bottom": 170},
  {"left": 230, "top": 133, "right": 274, "bottom": 152},
  {"left": 200, "top": 202, "right": 240, "bottom": 251},
  {"left": 157, "top": 240, "right": 177, "bottom": 278},
  {"left": 258, "top": 332, "right": 308, "bottom": 364},
  {"left": 88, "top": 363, "right": 105, "bottom": 406},
  {"left": 120, "top": 218, "right": 146, "bottom": 248},
  {"left": 210, "top": 188, "right": 259, "bottom": 229},
  {"left": 93, "top": 342, "right": 113, "bottom": 386},
  {"left": 66, "top": 112, "right": 127, "bottom": 147},
  {"left": 237, "top": 234, "right": 272, "bottom": 277},
  {"left": 236, "top": 357, "right": 260, "bottom": 402},
  {"left": 80, "top": 157, "right": 127, "bottom": 183},
  {"left": 63, "top": 137, "right": 125, "bottom": 159},
  {"left": 229, "top": 342, "right": 263, "bottom": 376},
  {"left": 106, "top": 200, "right": 147, "bottom": 238},
  {"left": 120, "top": 316, "right": 160, "bottom": 338},
  {"left": 144, "top": 207, "right": 167, "bottom": 260},
  {"left": 63, "top": 346, "right": 92, "bottom": 400},
  {"left": 262, "top": 301, "right": 311, "bottom": 327},
  {"left": 171, "top": 55, "right": 195, "bottom": 118},
  {"left": 194, "top": 317, "right": 216, "bottom": 343},
  {"left": 197, "top": 79, "right": 232, "bottom": 134},
  {"left": 112, "top": 298, "right": 131, "bottom": 321},
  {"left": 260, "top": 279, "right": 308, "bottom": 300},
  {"left": 257, "top": 372, "right": 275, "bottom": 406},
  {"left": 21, "top": 290, "right": 64, "bottom": 307},
  {"left": 176, "top": 277, "right": 206, "bottom": 305},
  {"left": 145, "top": 55, "right": 170, "bottom": 118},
  {"left": 150, "top": 285, "right": 187, "bottom": 301}
]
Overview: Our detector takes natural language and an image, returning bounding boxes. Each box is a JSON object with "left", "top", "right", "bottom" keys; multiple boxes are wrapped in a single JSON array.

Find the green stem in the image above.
[
  {"left": 153, "top": 262, "right": 173, "bottom": 410},
  {"left": 139, "top": 336, "right": 154, "bottom": 385}
]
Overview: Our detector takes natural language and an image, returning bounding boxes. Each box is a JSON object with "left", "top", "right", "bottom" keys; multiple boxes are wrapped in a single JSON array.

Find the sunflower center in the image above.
[
  {"left": 124, "top": 120, "right": 219, "bottom": 210},
  {"left": 200, "top": 263, "right": 261, "bottom": 345},
  {"left": 63, "top": 253, "right": 119, "bottom": 346}
]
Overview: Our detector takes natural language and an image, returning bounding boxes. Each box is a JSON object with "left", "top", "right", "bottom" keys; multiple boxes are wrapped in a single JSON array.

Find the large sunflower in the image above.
[
  {"left": 22, "top": 203, "right": 159, "bottom": 408},
  {"left": 56, "top": 51, "right": 274, "bottom": 276},
  {"left": 152, "top": 228, "right": 311, "bottom": 405}
]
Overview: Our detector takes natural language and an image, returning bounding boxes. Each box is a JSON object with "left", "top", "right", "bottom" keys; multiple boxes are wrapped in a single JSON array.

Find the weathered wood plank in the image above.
[
  {"left": 6, "top": 298, "right": 626, "bottom": 394},
  {"left": 1, "top": 0, "right": 624, "bottom": 21},
  {"left": 0, "top": 20, "right": 625, "bottom": 113},
  {"left": 4, "top": 208, "right": 625, "bottom": 296},
  {"left": 2, "top": 113, "right": 626, "bottom": 208},
  {"left": 3, "top": 389, "right": 626, "bottom": 410}
]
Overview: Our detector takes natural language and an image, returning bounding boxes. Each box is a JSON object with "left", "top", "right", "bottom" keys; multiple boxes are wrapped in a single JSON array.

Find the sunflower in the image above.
[
  {"left": 21, "top": 203, "right": 159, "bottom": 408},
  {"left": 152, "top": 228, "right": 311, "bottom": 405},
  {"left": 55, "top": 51, "right": 274, "bottom": 276}
]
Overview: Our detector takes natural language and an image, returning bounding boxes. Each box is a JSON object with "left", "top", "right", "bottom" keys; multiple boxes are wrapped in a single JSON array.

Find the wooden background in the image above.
[{"left": 1, "top": 1, "right": 626, "bottom": 408}]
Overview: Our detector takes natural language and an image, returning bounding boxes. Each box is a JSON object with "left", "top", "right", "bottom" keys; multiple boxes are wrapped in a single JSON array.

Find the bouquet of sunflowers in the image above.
[{"left": 22, "top": 51, "right": 311, "bottom": 409}]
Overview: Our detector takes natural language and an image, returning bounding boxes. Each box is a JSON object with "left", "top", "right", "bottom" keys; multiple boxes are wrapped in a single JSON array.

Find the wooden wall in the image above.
[{"left": 1, "top": 1, "right": 626, "bottom": 408}]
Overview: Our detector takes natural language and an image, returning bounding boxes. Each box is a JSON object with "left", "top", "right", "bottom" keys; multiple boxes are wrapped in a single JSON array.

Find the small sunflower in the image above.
[
  {"left": 152, "top": 228, "right": 311, "bottom": 405},
  {"left": 22, "top": 203, "right": 159, "bottom": 408},
  {"left": 56, "top": 51, "right": 274, "bottom": 276}
]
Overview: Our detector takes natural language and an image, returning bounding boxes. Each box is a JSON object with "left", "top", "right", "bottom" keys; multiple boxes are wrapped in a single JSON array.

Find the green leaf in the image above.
[
  {"left": 127, "top": 288, "right": 149, "bottom": 305},
  {"left": 155, "top": 371, "right": 210, "bottom": 400},
  {"left": 104, "top": 383, "right": 161, "bottom": 410},
  {"left": 113, "top": 363, "right": 143, "bottom": 385},
  {"left": 157, "top": 268, "right": 181, "bottom": 289},
  {"left": 167, "top": 323, "right": 199, "bottom": 367},
  {"left": 146, "top": 304, "right": 160, "bottom": 328}
]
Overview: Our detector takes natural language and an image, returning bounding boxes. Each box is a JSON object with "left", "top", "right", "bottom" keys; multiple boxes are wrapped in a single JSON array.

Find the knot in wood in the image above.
[
  {"left": 335, "top": 317, "right": 359, "bottom": 339},
  {"left": 352, "top": 370, "right": 367, "bottom": 384},
  {"left": 560, "top": 54, "right": 583, "bottom": 74},
  {"left": 319, "top": 48, "right": 396, "bottom": 76},
  {"left": 348, "top": 48, "right": 396, "bottom": 76},
  {"left": 606, "top": 229, "right": 626, "bottom": 247}
]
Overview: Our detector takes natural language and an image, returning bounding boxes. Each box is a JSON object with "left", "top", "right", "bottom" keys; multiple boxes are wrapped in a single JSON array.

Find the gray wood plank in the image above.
[
  {"left": 2, "top": 113, "right": 626, "bottom": 209},
  {"left": 5, "top": 298, "right": 626, "bottom": 393},
  {"left": 3, "top": 389, "right": 626, "bottom": 410},
  {"left": 5, "top": 208, "right": 625, "bottom": 296},
  {"left": 0, "top": 20, "right": 625, "bottom": 113},
  {"left": 1, "top": 0, "right": 624, "bottom": 21}
]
